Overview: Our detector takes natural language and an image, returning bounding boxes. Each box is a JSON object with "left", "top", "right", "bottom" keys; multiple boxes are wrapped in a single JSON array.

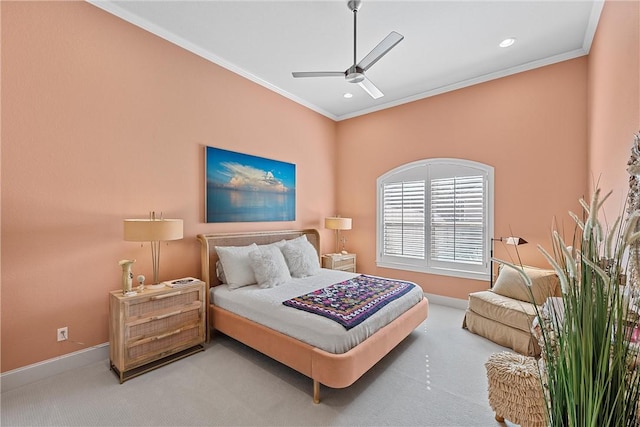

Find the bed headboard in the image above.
[{"left": 197, "top": 229, "right": 321, "bottom": 289}]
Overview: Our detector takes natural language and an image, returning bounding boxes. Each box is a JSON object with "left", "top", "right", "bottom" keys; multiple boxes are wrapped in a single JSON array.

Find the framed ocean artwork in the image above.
[{"left": 205, "top": 146, "right": 296, "bottom": 223}]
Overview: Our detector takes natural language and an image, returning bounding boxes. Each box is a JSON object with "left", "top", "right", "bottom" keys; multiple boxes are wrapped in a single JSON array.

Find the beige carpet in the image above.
[{"left": 1, "top": 304, "right": 519, "bottom": 426}]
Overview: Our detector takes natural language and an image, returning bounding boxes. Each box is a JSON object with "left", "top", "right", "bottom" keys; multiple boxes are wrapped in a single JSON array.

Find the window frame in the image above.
[{"left": 376, "top": 158, "right": 494, "bottom": 281}]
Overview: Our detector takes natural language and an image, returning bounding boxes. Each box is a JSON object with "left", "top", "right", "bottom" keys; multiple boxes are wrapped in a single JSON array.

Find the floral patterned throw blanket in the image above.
[{"left": 282, "top": 275, "right": 416, "bottom": 330}]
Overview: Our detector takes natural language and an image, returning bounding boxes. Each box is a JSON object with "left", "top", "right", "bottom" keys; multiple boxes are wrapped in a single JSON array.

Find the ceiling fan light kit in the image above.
[{"left": 292, "top": 0, "right": 403, "bottom": 100}]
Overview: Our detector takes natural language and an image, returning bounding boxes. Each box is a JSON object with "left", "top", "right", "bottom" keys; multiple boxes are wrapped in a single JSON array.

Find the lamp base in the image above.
[{"left": 145, "top": 283, "right": 165, "bottom": 290}]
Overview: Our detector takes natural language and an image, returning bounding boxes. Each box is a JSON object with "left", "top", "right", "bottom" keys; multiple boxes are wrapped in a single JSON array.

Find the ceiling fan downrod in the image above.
[{"left": 347, "top": 0, "right": 364, "bottom": 83}]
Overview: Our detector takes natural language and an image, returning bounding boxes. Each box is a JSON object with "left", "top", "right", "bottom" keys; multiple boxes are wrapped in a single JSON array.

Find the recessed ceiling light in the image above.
[
  {"left": 343, "top": 92, "right": 353, "bottom": 99},
  {"left": 499, "top": 38, "right": 516, "bottom": 48}
]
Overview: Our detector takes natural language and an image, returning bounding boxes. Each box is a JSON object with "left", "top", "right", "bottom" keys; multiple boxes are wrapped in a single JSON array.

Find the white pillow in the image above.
[
  {"left": 215, "top": 243, "right": 258, "bottom": 289},
  {"left": 286, "top": 235, "right": 308, "bottom": 245},
  {"left": 248, "top": 245, "right": 291, "bottom": 288},
  {"left": 281, "top": 238, "right": 320, "bottom": 278},
  {"left": 259, "top": 239, "right": 286, "bottom": 249}
]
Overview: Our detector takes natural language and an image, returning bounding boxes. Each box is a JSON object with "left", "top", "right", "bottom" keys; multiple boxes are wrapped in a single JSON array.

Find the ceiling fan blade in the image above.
[
  {"left": 358, "top": 76, "right": 384, "bottom": 99},
  {"left": 357, "top": 31, "right": 404, "bottom": 71},
  {"left": 292, "top": 71, "right": 344, "bottom": 78}
]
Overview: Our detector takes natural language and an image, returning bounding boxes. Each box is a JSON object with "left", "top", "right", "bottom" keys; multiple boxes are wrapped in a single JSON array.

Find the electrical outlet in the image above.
[{"left": 57, "top": 327, "right": 68, "bottom": 342}]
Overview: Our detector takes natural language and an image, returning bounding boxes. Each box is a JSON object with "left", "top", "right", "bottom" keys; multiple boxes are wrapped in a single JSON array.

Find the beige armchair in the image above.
[{"left": 462, "top": 265, "right": 561, "bottom": 356}]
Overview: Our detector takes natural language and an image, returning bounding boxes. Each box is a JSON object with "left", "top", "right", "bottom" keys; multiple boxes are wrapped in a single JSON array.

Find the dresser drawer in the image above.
[
  {"left": 126, "top": 324, "right": 202, "bottom": 367},
  {"left": 332, "top": 257, "right": 355, "bottom": 269},
  {"left": 127, "top": 302, "right": 202, "bottom": 340},
  {"left": 125, "top": 288, "right": 200, "bottom": 318}
]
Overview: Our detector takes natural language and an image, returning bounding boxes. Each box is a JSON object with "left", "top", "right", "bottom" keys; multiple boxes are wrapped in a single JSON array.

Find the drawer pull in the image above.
[
  {"left": 152, "top": 310, "right": 182, "bottom": 320},
  {"left": 154, "top": 328, "right": 182, "bottom": 340},
  {"left": 151, "top": 291, "right": 181, "bottom": 300}
]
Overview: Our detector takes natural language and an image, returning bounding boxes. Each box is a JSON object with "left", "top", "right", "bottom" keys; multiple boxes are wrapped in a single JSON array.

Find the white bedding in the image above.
[{"left": 211, "top": 268, "right": 424, "bottom": 354}]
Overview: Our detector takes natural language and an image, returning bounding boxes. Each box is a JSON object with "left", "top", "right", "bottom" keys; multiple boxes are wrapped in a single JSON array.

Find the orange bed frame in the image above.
[{"left": 198, "top": 229, "right": 429, "bottom": 403}]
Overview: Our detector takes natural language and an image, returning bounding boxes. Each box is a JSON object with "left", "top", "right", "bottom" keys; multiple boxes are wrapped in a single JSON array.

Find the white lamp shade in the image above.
[
  {"left": 324, "top": 217, "right": 352, "bottom": 230},
  {"left": 124, "top": 219, "right": 183, "bottom": 242}
]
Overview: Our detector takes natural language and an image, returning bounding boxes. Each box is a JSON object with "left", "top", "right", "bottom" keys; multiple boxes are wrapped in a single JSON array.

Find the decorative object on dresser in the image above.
[
  {"left": 123, "top": 212, "right": 183, "bottom": 289},
  {"left": 324, "top": 216, "right": 352, "bottom": 253},
  {"left": 489, "top": 236, "right": 527, "bottom": 288},
  {"left": 109, "top": 280, "right": 206, "bottom": 383},
  {"left": 322, "top": 253, "right": 356, "bottom": 273},
  {"left": 118, "top": 259, "right": 136, "bottom": 295},
  {"left": 163, "top": 277, "right": 205, "bottom": 288}
]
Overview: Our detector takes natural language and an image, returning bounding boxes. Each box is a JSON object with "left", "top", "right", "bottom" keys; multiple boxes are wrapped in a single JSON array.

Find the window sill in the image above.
[{"left": 376, "top": 261, "right": 488, "bottom": 282}]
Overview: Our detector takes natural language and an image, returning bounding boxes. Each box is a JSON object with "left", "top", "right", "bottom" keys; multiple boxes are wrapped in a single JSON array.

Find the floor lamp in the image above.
[{"left": 490, "top": 236, "right": 528, "bottom": 288}]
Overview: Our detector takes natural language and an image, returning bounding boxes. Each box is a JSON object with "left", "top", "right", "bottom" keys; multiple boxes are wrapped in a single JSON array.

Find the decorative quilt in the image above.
[{"left": 282, "top": 275, "right": 416, "bottom": 330}]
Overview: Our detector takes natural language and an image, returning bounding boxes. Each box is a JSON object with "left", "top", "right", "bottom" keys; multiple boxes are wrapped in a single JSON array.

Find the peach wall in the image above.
[
  {"left": 588, "top": 0, "right": 640, "bottom": 218},
  {"left": 1, "top": 2, "right": 336, "bottom": 372},
  {"left": 335, "top": 59, "right": 589, "bottom": 299},
  {"left": 2, "top": 0, "right": 637, "bottom": 374}
]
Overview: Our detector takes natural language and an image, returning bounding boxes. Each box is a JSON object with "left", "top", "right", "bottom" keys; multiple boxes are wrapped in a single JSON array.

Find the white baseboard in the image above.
[
  {"left": 424, "top": 293, "right": 468, "bottom": 310},
  {"left": 1, "top": 343, "right": 109, "bottom": 393}
]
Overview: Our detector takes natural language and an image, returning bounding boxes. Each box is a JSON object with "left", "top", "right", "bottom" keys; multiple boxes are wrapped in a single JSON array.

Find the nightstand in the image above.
[
  {"left": 109, "top": 281, "right": 206, "bottom": 383},
  {"left": 322, "top": 253, "right": 357, "bottom": 273}
]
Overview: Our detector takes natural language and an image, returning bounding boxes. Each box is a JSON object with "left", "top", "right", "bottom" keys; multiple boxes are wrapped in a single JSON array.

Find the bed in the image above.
[{"left": 197, "top": 229, "right": 429, "bottom": 403}]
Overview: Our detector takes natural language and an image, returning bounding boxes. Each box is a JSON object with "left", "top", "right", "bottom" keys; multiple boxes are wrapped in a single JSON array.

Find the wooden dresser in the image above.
[{"left": 109, "top": 282, "right": 206, "bottom": 383}]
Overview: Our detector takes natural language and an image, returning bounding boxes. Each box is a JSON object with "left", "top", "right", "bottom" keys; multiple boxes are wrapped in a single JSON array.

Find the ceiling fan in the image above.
[{"left": 292, "top": 0, "right": 403, "bottom": 100}]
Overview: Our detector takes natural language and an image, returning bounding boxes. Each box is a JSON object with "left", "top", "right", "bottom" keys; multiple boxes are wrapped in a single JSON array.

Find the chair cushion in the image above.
[
  {"left": 492, "top": 265, "right": 560, "bottom": 305},
  {"left": 468, "top": 290, "right": 538, "bottom": 333}
]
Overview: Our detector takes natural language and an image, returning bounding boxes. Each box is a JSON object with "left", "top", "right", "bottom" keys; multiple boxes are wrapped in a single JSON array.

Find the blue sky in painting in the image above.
[{"left": 206, "top": 146, "right": 295, "bottom": 192}]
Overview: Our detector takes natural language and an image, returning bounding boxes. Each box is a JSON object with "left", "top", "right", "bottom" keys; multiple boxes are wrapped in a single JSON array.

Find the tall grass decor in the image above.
[{"left": 500, "top": 134, "right": 640, "bottom": 426}]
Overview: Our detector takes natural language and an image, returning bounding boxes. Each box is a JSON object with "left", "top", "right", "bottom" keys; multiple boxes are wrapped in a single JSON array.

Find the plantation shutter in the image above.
[
  {"left": 376, "top": 158, "right": 492, "bottom": 280},
  {"left": 430, "top": 175, "right": 484, "bottom": 265},
  {"left": 382, "top": 180, "right": 426, "bottom": 259}
]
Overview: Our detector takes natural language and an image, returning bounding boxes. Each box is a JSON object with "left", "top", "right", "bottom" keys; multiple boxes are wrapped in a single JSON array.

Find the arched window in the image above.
[{"left": 376, "top": 158, "right": 494, "bottom": 281}]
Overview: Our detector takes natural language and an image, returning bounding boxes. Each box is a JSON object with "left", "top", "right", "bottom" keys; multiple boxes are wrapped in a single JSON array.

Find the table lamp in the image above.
[
  {"left": 124, "top": 212, "right": 183, "bottom": 289},
  {"left": 324, "top": 216, "right": 352, "bottom": 254}
]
